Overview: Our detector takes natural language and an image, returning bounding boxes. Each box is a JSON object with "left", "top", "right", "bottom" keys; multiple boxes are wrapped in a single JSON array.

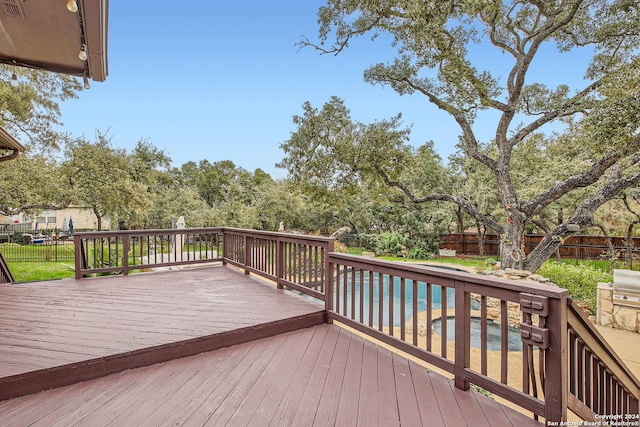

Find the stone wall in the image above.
[{"left": 596, "top": 282, "right": 640, "bottom": 333}]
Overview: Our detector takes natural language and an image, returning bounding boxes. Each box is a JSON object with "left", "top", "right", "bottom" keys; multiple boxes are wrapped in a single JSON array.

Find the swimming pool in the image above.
[
  {"left": 334, "top": 270, "right": 522, "bottom": 351},
  {"left": 432, "top": 317, "right": 523, "bottom": 351},
  {"left": 333, "top": 271, "right": 477, "bottom": 327}
]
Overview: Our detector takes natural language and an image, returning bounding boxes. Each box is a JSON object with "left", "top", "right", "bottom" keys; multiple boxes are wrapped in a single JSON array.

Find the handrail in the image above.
[
  {"left": 567, "top": 299, "right": 640, "bottom": 420},
  {"left": 74, "top": 228, "right": 224, "bottom": 278},
  {"left": 221, "top": 228, "right": 334, "bottom": 301}
]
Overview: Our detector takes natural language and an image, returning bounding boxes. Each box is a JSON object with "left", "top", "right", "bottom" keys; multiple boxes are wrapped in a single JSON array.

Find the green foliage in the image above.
[
  {"left": 407, "top": 246, "right": 429, "bottom": 260},
  {"left": 1, "top": 65, "right": 82, "bottom": 151},
  {"left": 358, "top": 230, "right": 440, "bottom": 258},
  {"left": 470, "top": 384, "right": 493, "bottom": 399},
  {"left": 537, "top": 261, "right": 613, "bottom": 314},
  {"left": 61, "top": 132, "right": 148, "bottom": 230},
  {"left": 0, "top": 153, "right": 66, "bottom": 216},
  {"left": 360, "top": 232, "right": 409, "bottom": 256}
]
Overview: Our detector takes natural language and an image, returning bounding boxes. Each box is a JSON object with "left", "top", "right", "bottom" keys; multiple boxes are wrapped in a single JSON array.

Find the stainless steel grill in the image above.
[{"left": 613, "top": 269, "right": 640, "bottom": 307}]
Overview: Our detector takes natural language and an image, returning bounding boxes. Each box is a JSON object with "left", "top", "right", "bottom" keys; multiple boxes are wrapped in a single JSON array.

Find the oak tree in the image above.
[{"left": 294, "top": 0, "right": 640, "bottom": 271}]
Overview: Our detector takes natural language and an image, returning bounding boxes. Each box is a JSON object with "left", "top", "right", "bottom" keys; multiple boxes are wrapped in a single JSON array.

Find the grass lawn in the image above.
[{"left": 7, "top": 262, "right": 75, "bottom": 282}]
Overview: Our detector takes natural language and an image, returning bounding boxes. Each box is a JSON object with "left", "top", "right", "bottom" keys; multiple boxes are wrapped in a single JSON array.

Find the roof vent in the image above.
[{"left": 1, "top": 0, "right": 26, "bottom": 19}]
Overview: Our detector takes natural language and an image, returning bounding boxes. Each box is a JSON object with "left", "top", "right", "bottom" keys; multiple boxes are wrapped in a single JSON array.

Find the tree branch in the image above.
[
  {"left": 296, "top": 15, "right": 384, "bottom": 56},
  {"left": 510, "top": 78, "right": 603, "bottom": 146},
  {"left": 500, "top": 0, "right": 586, "bottom": 141},
  {"left": 0, "top": 203, "right": 66, "bottom": 216},
  {"left": 374, "top": 166, "right": 504, "bottom": 233},
  {"left": 387, "top": 76, "right": 498, "bottom": 171},
  {"left": 522, "top": 133, "right": 640, "bottom": 216},
  {"left": 521, "top": 153, "right": 624, "bottom": 217}
]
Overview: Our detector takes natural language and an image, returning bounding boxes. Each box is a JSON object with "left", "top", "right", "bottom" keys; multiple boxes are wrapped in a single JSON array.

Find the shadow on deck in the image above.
[{"left": 0, "top": 265, "right": 541, "bottom": 426}]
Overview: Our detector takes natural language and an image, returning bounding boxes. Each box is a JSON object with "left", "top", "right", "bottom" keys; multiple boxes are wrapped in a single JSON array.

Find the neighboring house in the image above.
[
  {"left": 4, "top": 208, "right": 111, "bottom": 231},
  {"left": 34, "top": 208, "right": 110, "bottom": 231}
]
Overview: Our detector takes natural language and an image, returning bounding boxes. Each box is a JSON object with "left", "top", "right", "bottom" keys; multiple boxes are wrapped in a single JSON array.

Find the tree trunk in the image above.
[
  {"left": 456, "top": 206, "right": 464, "bottom": 233},
  {"left": 533, "top": 219, "right": 562, "bottom": 262},
  {"left": 499, "top": 219, "right": 526, "bottom": 269},
  {"left": 475, "top": 218, "right": 486, "bottom": 257},
  {"left": 626, "top": 221, "right": 638, "bottom": 269},
  {"left": 524, "top": 224, "right": 581, "bottom": 272},
  {"left": 592, "top": 222, "right": 614, "bottom": 259},
  {"left": 93, "top": 207, "right": 102, "bottom": 231}
]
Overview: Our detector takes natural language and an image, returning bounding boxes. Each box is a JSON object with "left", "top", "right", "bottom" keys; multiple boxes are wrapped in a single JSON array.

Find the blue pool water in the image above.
[
  {"left": 432, "top": 317, "right": 523, "bottom": 351},
  {"left": 334, "top": 272, "right": 478, "bottom": 327},
  {"left": 335, "top": 270, "right": 522, "bottom": 351}
]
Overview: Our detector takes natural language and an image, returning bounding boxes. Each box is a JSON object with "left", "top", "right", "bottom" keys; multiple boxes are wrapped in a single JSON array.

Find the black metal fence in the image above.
[{"left": 0, "top": 229, "right": 75, "bottom": 262}]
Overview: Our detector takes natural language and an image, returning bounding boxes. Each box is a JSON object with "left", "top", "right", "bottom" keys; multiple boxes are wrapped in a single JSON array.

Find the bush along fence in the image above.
[{"left": 439, "top": 233, "right": 640, "bottom": 270}]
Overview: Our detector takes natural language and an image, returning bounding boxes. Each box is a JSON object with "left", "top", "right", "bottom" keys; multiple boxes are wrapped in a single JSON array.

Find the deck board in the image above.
[
  {"left": 410, "top": 359, "right": 447, "bottom": 427},
  {"left": 393, "top": 352, "right": 425, "bottom": 426},
  {"left": 377, "top": 344, "right": 402, "bottom": 426},
  {"left": 358, "top": 337, "right": 381, "bottom": 426},
  {"left": 269, "top": 325, "right": 330, "bottom": 427},
  {"left": 335, "top": 332, "right": 364, "bottom": 426},
  {"left": 288, "top": 322, "right": 341, "bottom": 426}
]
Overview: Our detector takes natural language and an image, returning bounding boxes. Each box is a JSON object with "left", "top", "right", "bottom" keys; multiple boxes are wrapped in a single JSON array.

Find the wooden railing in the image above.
[
  {"left": 222, "top": 228, "right": 334, "bottom": 301},
  {"left": 325, "top": 253, "right": 640, "bottom": 422},
  {"left": 74, "top": 228, "right": 334, "bottom": 300},
  {"left": 567, "top": 299, "right": 640, "bottom": 420},
  {"left": 326, "top": 253, "right": 571, "bottom": 421},
  {"left": 74, "top": 228, "right": 223, "bottom": 278},
  {"left": 73, "top": 229, "right": 640, "bottom": 423},
  {"left": 0, "top": 250, "right": 14, "bottom": 283}
]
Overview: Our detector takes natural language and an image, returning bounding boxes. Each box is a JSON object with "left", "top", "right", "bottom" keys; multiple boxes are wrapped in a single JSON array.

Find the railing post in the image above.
[
  {"left": 243, "top": 235, "right": 250, "bottom": 274},
  {"left": 326, "top": 255, "right": 334, "bottom": 324},
  {"left": 221, "top": 230, "right": 227, "bottom": 265},
  {"left": 326, "top": 239, "right": 334, "bottom": 296},
  {"left": 0, "top": 249, "right": 15, "bottom": 283},
  {"left": 74, "top": 234, "right": 83, "bottom": 280},
  {"left": 276, "top": 238, "right": 284, "bottom": 289},
  {"left": 454, "top": 281, "right": 470, "bottom": 390},
  {"left": 122, "top": 233, "right": 130, "bottom": 276},
  {"left": 544, "top": 295, "right": 569, "bottom": 423}
]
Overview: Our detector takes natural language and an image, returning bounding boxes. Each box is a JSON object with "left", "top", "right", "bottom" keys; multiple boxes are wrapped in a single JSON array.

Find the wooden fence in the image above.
[{"left": 440, "top": 233, "right": 640, "bottom": 266}]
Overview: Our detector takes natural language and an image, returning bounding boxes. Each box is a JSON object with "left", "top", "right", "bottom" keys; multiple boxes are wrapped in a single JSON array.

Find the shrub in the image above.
[
  {"left": 358, "top": 232, "right": 408, "bottom": 256},
  {"left": 537, "top": 261, "right": 612, "bottom": 314},
  {"left": 408, "top": 246, "right": 431, "bottom": 260},
  {"left": 358, "top": 231, "right": 440, "bottom": 259}
]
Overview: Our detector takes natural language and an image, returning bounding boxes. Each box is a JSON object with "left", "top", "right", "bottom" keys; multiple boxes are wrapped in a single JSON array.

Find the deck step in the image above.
[{"left": 0, "top": 311, "right": 326, "bottom": 401}]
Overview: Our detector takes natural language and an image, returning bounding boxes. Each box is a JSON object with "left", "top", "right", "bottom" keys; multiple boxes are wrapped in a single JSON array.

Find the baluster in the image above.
[{"left": 388, "top": 275, "right": 394, "bottom": 337}]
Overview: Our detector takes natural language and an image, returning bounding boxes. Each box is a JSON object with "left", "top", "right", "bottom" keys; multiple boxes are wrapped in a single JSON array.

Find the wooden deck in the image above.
[
  {"left": 0, "top": 265, "right": 325, "bottom": 400},
  {"left": 0, "top": 265, "right": 542, "bottom": 426}
]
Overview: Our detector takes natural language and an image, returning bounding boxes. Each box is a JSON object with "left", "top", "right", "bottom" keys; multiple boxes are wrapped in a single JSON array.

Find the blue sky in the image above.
[{"left": 57, "top": 1, "right": 591, "bottom": 177}]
